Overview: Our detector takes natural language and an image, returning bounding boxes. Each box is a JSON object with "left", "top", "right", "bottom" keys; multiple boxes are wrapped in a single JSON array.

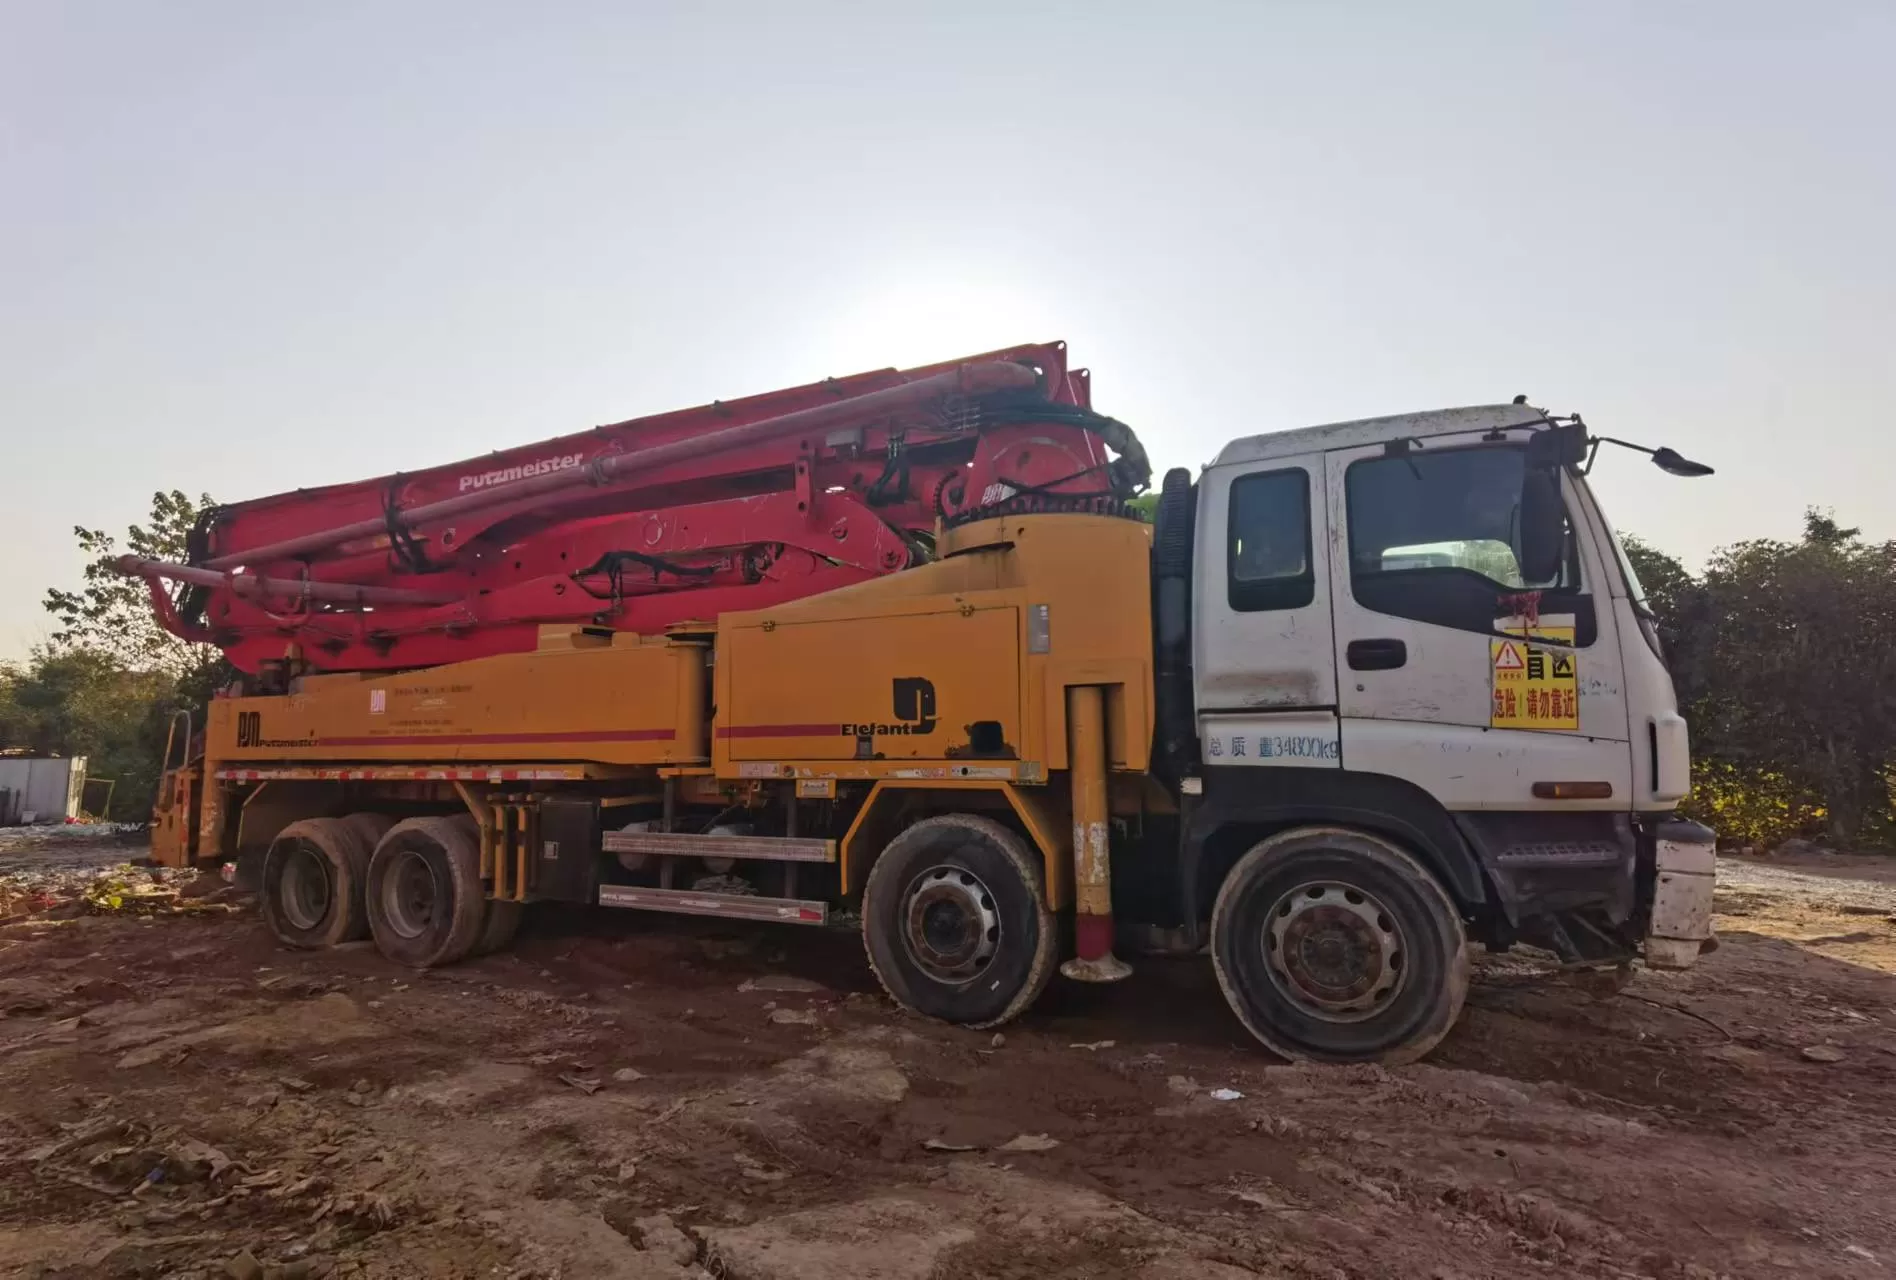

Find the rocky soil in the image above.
[{"left": 2, "top": 831, "right": 1894, "bottom": 1278}]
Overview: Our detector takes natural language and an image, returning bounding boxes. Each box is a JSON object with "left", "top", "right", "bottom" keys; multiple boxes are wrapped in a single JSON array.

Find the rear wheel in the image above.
[
  {"left": 341, "top": 812, "right": 396, "bottom": 857},
  {"left": 473, "top": 897, "right": 524, "bottom": 955},
  {"left": 260, "top": 818, "right": 375, "bottom": 949},
  {"left": 365, "top": 816, "right": 488, "bottom": 969},
  {"left": 461, "top": 814, "right": 521, "bottom": 954},
  {"left": 862, "top": 814, "right": 1056, "bottom": 1030},
  {"left": 1211, "top": 826, "right": 1469, "bottom": 1065}
]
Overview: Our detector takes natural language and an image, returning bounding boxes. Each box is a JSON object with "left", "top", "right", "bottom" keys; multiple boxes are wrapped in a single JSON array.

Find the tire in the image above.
[
  {"left": 1211, "top": 826, "right": 1469, "bottom": 1065},
  {"left": 260, "top": 818, "right": 373, "bottom": 949},
  {"left": 462, "top": 813, "right": 522, "bottom": 955},
  {"left": 364, "top": 816, "right": 488, "bottom": 969},
  {"left": 862, "top": 814, "right": 1057, "bottom": 1030},
  {"left": 472, "top": 898, "right": 524, "bottom": 956},
  {"left": 341, "top": 812, "right": 396, "bottom": 857}
]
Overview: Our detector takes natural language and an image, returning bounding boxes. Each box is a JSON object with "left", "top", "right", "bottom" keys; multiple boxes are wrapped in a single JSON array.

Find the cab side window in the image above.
[
  {"left": 1227, "top": 468, "right": 1314, "bottom": 612},
  {"left": 1346, "top": 445, "right": 1592, "bottom": 641}
]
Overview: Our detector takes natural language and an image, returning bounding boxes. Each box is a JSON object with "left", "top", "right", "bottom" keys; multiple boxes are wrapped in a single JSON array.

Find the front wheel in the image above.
[
  {"left": 1211, "top": 826, "right": 1469, "bottom": 1065},
  {"left": 862, "top": 814, "right": 1057, "bottom": 1030}
]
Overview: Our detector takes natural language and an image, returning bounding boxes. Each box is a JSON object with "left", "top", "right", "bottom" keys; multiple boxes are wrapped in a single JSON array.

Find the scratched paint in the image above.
[
  {"left": 1072, "top": 820, "right": 1111, "bottom": 914},
  {"left": 1072, "top": 821, "right": 1110, "bottom": 884}
]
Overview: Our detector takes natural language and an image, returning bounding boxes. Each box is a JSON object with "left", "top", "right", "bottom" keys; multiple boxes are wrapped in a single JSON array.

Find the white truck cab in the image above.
[{"left": 1141, "top": 404, "right": 1715, "bottom": 1062}]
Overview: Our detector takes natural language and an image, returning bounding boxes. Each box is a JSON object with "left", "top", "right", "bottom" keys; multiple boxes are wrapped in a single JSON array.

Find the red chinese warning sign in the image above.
[{"left": 1490, "top": 625, "right": 1577, "bottom": 731}]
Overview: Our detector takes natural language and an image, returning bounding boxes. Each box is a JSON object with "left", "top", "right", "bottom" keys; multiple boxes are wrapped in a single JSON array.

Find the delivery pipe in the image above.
[
  {"left": 199, "top": 360, "right": 1040, "bottom": 572},
  {"left": 113, "top": 556, "right": 463, "bottom": 608},
  {"left": 1059, "top": 685, "right": 1132, "bottom": 983}
]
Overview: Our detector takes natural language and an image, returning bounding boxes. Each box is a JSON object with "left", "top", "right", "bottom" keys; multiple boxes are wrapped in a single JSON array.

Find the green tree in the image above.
[
  {"left": 1620, "top": 534, "right": 1712, "bottom": 708},
  {"left": 44, "top": 489, "right": 218, "bottom": 679},
  {"left": 1685, "top": 510, "right": 1896, "bottom": 844},
  {"left": 0, "top": 647, "right": 191, "bottom": 819},
  {"left": 0, "top": 490, "right": 230, "bottom": 821},
  {"left": 1620, "top": 535, "right": 1694, "bottom": 624}
]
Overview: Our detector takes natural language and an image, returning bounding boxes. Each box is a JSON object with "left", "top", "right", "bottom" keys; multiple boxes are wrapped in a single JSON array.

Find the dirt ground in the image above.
[{"left": 3, "top": 831, "right": 1896, "bottom": 1279}]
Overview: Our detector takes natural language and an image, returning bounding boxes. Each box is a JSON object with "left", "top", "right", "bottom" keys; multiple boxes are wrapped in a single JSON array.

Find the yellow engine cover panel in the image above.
[{"left": 722, "top": 605, "right": 1020, "bottom": 762}]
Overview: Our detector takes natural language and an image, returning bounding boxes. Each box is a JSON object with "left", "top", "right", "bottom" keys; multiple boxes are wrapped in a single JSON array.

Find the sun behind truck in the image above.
[{"left": 127, "top": 344, "right": 1717, "bottom": 1063}]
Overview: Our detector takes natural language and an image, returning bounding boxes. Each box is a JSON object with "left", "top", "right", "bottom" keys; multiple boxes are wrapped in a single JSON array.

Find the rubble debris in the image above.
[{"left": 734, "top": 1152, "right": 789, "bottom": 1182}]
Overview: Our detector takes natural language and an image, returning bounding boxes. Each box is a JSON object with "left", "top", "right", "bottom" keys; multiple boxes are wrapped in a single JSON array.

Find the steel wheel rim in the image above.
[
  {"left": 381, "top": 848, "right": 440, "bottom": 940},
  {"left": 900, "top": 863, "right": 1002, "bottom": 985},
  {"left": 1263, "top": 879, "right": 1407, "bottom": 1022},
  {"left": 280, "top": 843, "right": 333, "bottom": 931}
]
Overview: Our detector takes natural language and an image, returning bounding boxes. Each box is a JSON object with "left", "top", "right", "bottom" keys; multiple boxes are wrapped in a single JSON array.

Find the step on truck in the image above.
[{"left": 125, "top": 342, "right": 1718, "bottom": 1063}]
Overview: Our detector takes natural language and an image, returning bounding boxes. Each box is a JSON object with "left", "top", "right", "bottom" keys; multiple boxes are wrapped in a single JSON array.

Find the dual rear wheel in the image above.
[{"left": 260, "top": 814, "right": 521, "bottom": 967}]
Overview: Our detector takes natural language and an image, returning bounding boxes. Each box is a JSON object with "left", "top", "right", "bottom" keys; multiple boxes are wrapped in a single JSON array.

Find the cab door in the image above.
[
  {"left": 1192, "top": 452, "right": 1341, "bottom": 767},
  {"left": 1324, "top": 436, "right": 1631, "bottom": 809}
]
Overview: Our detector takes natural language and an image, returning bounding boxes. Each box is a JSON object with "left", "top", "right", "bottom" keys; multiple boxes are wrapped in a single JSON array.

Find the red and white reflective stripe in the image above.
[{"left": 214, "top": 766, "right": 579, "bottom": 782}]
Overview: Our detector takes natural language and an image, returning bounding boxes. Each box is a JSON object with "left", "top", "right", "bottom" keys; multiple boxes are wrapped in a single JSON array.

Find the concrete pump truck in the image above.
[{"left": 120, "top": 342, "right": 1717, "bottom": 1064}]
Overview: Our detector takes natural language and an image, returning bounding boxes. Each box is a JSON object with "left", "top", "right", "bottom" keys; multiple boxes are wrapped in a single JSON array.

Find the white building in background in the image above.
[{"left": 0, "top": 756, "right": 88, "bottom": 825}]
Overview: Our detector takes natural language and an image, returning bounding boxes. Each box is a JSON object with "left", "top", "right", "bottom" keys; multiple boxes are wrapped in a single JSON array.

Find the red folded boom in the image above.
[{"left": 119, "top": 342, "right": 1149, "bottom": 675}]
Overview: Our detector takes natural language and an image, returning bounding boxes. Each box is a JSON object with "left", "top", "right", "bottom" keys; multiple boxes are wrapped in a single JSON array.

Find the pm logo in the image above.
[{"left": 843, "top": 677, "right": 938, "bottom": 737}]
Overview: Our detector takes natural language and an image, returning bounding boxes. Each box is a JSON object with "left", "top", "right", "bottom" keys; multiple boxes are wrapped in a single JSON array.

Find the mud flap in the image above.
[{"left": 1645, "top": 819, "right": 1716, "bottom": 969}]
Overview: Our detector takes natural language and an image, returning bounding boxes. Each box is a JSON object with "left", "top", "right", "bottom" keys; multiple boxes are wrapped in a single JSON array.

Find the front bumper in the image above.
[{"left": 1644, "top": 818, "right": 1717, "bottom": 969}]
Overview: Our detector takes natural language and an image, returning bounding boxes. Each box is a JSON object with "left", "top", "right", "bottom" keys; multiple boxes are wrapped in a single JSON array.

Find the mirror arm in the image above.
[{"left": 1591, "top": 435, "right": 1655, "bottom": 458}]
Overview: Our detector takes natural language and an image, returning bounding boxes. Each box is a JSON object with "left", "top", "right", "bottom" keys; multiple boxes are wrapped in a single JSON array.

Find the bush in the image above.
[{"left": 1679, "top": 759, "right": 1828, "bottom": 851}]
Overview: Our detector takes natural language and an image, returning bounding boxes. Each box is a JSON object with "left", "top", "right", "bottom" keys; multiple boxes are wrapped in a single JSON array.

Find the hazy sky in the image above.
[{"left": 4, "top": 2, "right": 1892, "bottom": 659}]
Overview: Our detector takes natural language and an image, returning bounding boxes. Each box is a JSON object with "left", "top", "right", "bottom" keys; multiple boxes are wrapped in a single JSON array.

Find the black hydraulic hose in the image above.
[
  {"left": 976, "top": 398, "right": 1153, "bottom": 496},
  {"left": 1150, "top": 468, "right": 1198, "bottom": 780}
]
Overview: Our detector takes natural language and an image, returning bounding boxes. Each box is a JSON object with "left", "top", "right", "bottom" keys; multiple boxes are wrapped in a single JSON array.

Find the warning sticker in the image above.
[{"left": 1490, "top": 625, "right": 1577, "bottom": 731}]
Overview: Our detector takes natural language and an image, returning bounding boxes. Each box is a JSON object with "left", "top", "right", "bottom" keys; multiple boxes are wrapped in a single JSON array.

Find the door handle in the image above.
[{"left": 1347, "top": 638, "right": 1407, "bottom": 671}]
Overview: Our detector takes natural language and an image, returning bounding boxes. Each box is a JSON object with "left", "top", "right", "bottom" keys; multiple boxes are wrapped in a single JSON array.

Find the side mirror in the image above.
[
  {"left": 1526, "top": 422, "right": 1588, "bottom": 470},
  {"left": 1650, "top": 447, "right": 1715, "bottom": 478},
  {"left": 1519, "top": 469, "right": 1565, "bottom": 584}
]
